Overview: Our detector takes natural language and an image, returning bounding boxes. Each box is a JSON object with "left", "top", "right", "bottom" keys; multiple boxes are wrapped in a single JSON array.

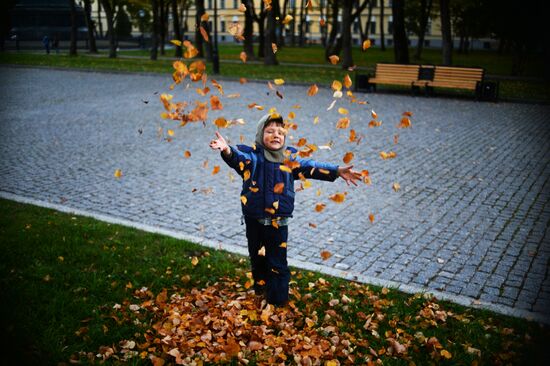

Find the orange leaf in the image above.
[
  {"left": 309, "top": 223, "right": 317, "bottom": 228},
  {"left": 369, "top": 213, "right": 375, "bottom": 223},
  {"left": 320, "top": 250, "right": 332, "bottom": 260},
  {"left": 320, "top": 18, "right": 326, "bottom": 27},
  {"left": 240, "top": 195, "right": 247, "bottom": 205},
  {"left": 240, "top": 77, "right": 248, "bottom": 84},
  {"left": 200, "top": 26, "right": 209, "bottom": 42},
  {"left": 332, "top": 80, "right": 343, "bottom": 91},
  {"left": 114, "top": 169, "right": 122, "bottom": 178},
  {"left": 228, "top": 22, "right": 244, "bottom": 40},
  {"left": 243, "top": 170, "right": 251, "bottom": 181},
  {"left": 315, "top": 203, "right": 326, "bottom": 212},
  {"left": 184, "top": 150, "right": 191, "bottom": 158},
  {"left": 249, "top": 187, "right": 259, "bottom": 193},
  {"left": 239, "top": 51, "right": 247, "bottom": 63},
  {"left": 200, "top": 13, "right": 209, "bottom": 22},
  {"left": 329, "top": 192, "right": 346, "bottom": 203},
  {"left": 343, "top": 152, "right": 354, "bottom": 164},
  {"left": 349, "top": 129, "right": 357, "bottom": 142},
  {"left": 210, "top": 95, "right": 223, "bottom": 110},
  {"left": 392, "top": 182, "right": 401, "bottom": 192},
  {"left": 344, "top": 74, "right": 352, "bottom": 89},
  {"left": 279, "top": 242, "right": 287, "bottom": 248},
  {"left": 274, "top": 182, "right": 284, "bottom": 194},
  {"left": 307, "top": 84, "right": 319, "bottom": 96},
  {"left": 398, "top": 116, "right": 412, "bottom": 128},
  {"left": 214, "top": 117, "right": 229, "bottom": 128},
  {"left": 403, "top": 111, "right": 413, "bottom": 117},
  {"left": 212, "top": 166, "right": 220, "bottom": 175},
  {"left": 238, "top": 3, "right": 247, "bottom": 12},
  {"left": 369, "top": 120, "right": 382, "bottom": 127},
  {"left": 282, "top": 14, "right": 293, "bottom": 25},
  {"left": 329, "top": 55, "right": 339, "bottom": 65},
  {"left": 296, "top": 137, "right": 307, "bottom": 147},
  {"left": 336, "top": 117, "right": 350, "bottom": 129},
  {"left": 371, "top": 109, "right": 378, "bottom": 119},
  {"left": 264, "top": 207, "right": 276, "bottom": 215},
  {"left": 272, "top": 43, "right": 278, "bottom": 53}
]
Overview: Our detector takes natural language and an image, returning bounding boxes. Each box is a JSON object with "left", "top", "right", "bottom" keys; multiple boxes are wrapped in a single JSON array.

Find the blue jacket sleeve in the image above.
[
  {"left": 220, "top": 145, "right": 252, "bottom": 176},
  {"left": 293, "top": 157, "right": 339, "bottom": 182}
]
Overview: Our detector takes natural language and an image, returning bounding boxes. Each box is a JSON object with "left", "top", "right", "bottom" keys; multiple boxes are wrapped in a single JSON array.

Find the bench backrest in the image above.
[
  {"left": 374, "top": 64, "right": 420, "bottom": 81},
  {"left": 433, "top": 66, "right": 484, "bottom": 83}
]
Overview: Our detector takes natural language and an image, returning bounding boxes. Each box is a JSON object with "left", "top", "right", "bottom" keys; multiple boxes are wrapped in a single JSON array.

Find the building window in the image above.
[
  {"left": 220, "top": 0, "right": 225, "bottom": 9},
  {"left": 353, "top": 20, "right": 359, "bottom": 34},
  {"left": 388, "top": 20, "right": 393, "bottom": 34},
  {"left": 208, "top": 0, "right": 212, "bottom": 9},
  {"left": 221, "top": 20, "right": 226, "bottom": 32},
  {"left": 370, "top": 21, "right": 376, "bottom": 34},
  {"left": 234, "top": 0, "right": 238, "bottom": 8},
  {"left": 426, "top": 18, "right": 432, "bottom": 35}
]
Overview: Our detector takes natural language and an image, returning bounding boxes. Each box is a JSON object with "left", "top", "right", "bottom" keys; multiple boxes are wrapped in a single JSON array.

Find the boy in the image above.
[{"left": 210, "top": 114, "right": 361, "bottom": 305}]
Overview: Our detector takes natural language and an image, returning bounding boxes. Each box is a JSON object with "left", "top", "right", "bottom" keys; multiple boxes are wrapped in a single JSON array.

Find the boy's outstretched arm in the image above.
[
  {"left": 338, "top": 165, "right": 362, "bottom": 186},
  {"left": 209, "top": 131, "right": 231, "bottom": 157}
]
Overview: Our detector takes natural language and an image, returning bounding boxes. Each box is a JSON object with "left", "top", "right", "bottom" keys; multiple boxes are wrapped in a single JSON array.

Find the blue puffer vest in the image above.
[{"left": 221, "top": 144, "right": 339, "bottom": 218}]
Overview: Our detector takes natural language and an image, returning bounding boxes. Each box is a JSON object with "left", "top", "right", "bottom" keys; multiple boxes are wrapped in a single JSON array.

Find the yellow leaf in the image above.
[
  {"left": 313, "top": 116, "right": 319, "bottom": 124},
  {"left": 280, "top": 242, "right": 287, "bottom": 248},
  {"left": 170, "top": 39, "right": 182, "bottom": 46},
  {"left": 167, "top": 129, "right": 174, "bottom": 136},
  {"left": 282, "top": 14, "right": 293, "bottom": 25},
  {"left": 239, "top": 51, "right": 247, "bottom": 63},
  {"left": 274, "top": 78, "right": 285, "bottom": 85},
  {"left": 201, "top": 13, "right": 209, "bottom": 22},
  {"left": 329, "top": 192, "right": 346, "bottom": 203},
  {"left": 441, "top": 350, "right": 452, "bottom": 359},
  {"left": 331, "top": 80, "right": 342, "bottom": 91},
  {"left": 240, "top": 195, "right": 247, "bottom": 205},
  {"left": 338, "top": 107, "right": 349, "bottom": 115},
  {"left": 392, "top": 182, "right": 401, "bottom": 192},
  {"left": 280, "top": 165, "right": 292, "bottom": 173},
  {"left": 258, "top": 246, "right": 266, "bottom": 256},
  {"left": 191, "top": 256, "right": 199, "bottom": 266},
  {"left": 272, "top": 200, "right": 279, "bottom": 210},
  {"left": 114, "top": 169, "right": 122, "bottom": 178},
  {"left": 343, "top": 74, "right": 352, "bottom": 89},
  {"left": 362, "top": 39, "right": 371, "bottom": 50},
  {"left": 243, "top": 170, "right": 251, "bottom": 181}
]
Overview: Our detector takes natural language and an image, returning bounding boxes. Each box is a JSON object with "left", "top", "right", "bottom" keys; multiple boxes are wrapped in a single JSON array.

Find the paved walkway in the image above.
[{"left": 1, "top": 66, "right": 549, "bottom": 323}]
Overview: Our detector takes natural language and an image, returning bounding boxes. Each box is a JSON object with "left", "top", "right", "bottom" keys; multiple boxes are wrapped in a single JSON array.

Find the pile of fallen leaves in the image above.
[{"left": 71, "top": 272, "right": 518, "bottom": 365}]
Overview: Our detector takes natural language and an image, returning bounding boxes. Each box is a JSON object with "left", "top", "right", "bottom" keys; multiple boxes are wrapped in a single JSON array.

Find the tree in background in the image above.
[
  {"left": 100, "top": 0, "right": 117, "bottom": 58},
  {"left": 171, "top": 0, "right": 182, "bottom": 57},
  {"left": 379, "top": 0, "right": 385, "bottom": 51},
  {"left": 70, "top": 0, "right": 78, "bottom": 56},
  {"left": 405, "top": 0, "right": 435, "bottom": 60},
  {"left": 242, "top": 0, "right": 256, "bottom": 60},
  {"left": 450, "top": 0, "right": 489, "bottom": 54},
  {"left": 340, "top": 0, "right": 369, "bottom": 69},
  {"left": 438, "top": 0, "right": 452, "bottom": 65},
  {"left": 151, "top": 0, "right": 159, "bottom": 60},
  {"left": 264, "top": 0, "right": 280, "bottom": 65},
  {"left": 115, "top": 6, "right": 133, "bottom": 39},
  {"left": 83, "top": 0, "right": 98, "bottom": 53},
  {"left": 391, "top": 0, "right": 409, "bottom": 64},
  {"left": 194, "top": 0, "right": 207, "bottom": 58}
]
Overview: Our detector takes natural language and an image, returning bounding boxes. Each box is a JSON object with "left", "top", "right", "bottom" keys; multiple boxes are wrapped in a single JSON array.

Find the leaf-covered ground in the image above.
[{"left": 1, "top": 199, "right": 548, "bottom": 365}]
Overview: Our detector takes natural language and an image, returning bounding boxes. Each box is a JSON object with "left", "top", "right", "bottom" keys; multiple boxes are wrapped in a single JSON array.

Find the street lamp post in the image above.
[
  {"left": 212, "top": 0, "right": 220, "bottom": 74},
  {"left": 138, "top": 9, "right": 145, "bottom": 49}
]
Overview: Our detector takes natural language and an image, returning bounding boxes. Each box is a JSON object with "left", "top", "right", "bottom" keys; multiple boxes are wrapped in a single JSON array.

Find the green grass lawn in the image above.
[
  {"left": 1, "top": 198, "right": 549, "bottom": 365},
  {"left": 1, "top": 46, "right": 549, "bottom": 102}
]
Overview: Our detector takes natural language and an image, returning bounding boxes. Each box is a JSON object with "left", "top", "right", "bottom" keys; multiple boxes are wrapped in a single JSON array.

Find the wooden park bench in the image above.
[
  {"left": 365, "top": 63, "right": 420, "bottom": 90},
  {"left": 414, "top": 65, "right": 486, "bottom": 98}
]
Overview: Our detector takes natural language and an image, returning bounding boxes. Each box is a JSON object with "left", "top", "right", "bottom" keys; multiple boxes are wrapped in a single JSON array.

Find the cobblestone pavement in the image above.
[{"left": 1, "top": 67, "right": 549, "bottom": 322}]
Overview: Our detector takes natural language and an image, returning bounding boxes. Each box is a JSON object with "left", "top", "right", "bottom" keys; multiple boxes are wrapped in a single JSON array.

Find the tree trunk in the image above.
[
  {"left": 171, "top": 0, "right": 182, "bottom": 57},
  {"left": 159, "top": 0, "right": 167, "bottom": 55},
  {"left": 97, "top": 0, "right": 103, "bottom": 38},
  {"left": 364, "top": 0, "right": 374, "bottom": 41},
  {"left": 69, "top": 0, "right": 78, "bottom": 56},
  {"left": 151, "top": 0, "right": 159, "bottom": 60},
  {"left": 414, "top": 0, "right": 432, "bottom": 60},
  {"left": 298, "top": 0, "right": 305, "bottom": 47},
  {"left": 290, "top": 0, "right": 296, "bottom": 46},
  {"left": 391, "top": 0, "right": 408, "bottom": 63},
  {"left": 243, "top": 0, "right": 255, "bottom": 60},
  {"left": 101, "top": 0, "right": 116, "bottom": 58},
  {"left": 278, "top": 0, "right": 289, "bottom": 46},
  {"left": 264, "top": 0, "right": 278, "bottom": 65},
  {"left": 439, "top": 0, "right": 452, "bottom": 65},
  {"left": 325, "top": 0, "right": 339, "bottom": 60},
  {"left": 82, "top": 0, "right": 98, "bottom": 53},
  {"left": 380, "top": 0, "right": 385, "bottom": 50},
  {"left": 256, "top": 0, "right": 266, "bottom": 58},
  {"left": 341, "top": 0, "right": 353, "bottom": 69},
  {"left": 319, "top": 0, "right": 326, "bottom": 46},
  {"left": 195, "top": 0, "right": 206, "bottom": 58}
]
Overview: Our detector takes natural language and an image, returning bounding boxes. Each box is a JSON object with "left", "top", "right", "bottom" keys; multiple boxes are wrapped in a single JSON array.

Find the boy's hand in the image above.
[
  {"left": 209, "top": 131, "right": 231, "bottom": 156},
  {"left": 338, "top": 166, "right": 362, "bottom": 186}
]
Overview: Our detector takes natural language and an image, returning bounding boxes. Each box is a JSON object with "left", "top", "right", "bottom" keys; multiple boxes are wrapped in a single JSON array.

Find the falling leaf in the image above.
[
  {"left": 183, "top": 150, "right": 191, "bottom": 158},
  {"left": 114, "top": 169, "right": 122, "bottom": 178},
  {"left": 315, "top": 203, "right": 326, "bottom": 212},
  {"left": 274, "top": 182, "right": 285, "bottom": 194},
  {"left": 214, "top": 117, "right": 229, "bottom": 128},
  {"left": 307, "top": 84, "right": 319, "bottom": 96},
  {"left": 369, "top": 120, "right": 382, "bottom": 127},
  {"left": 403, "top": 111, "right": 413, "bottom": 117},
  {"left": 167, "top": 129, "right": 174, "bottom": 136},
  {"left": 394, "top": 134, "right": 399, "bottom": 144},
  {"left": 369, "top": 213, "right": 375, "bottom": 223},
  {"left": 327, "top": 100, "right": 337, "bottom": 111},
  {"left": 329, "top": 192, "right": 346, "bottom": 203},
  {"left": 280, "top": 165, "right": 292, "bottom": 173},
  {"left": 274, "top": 78, "right": 285, "bottom": 85},
  {"left": 343, "top": 152, "right": 354, "bottom": 164},
  {"left": 280, "top": 242, "right": 287, "bottom": 248},
  {"left": 371, "top": 110, "right": 378, "bottom": 119},
  {"left": 338, "top": 107, "right": 349, "bottom": 115},
  {"left": 329, "top": 55, "right": 339, "bottom": 65},
  {"left": 441, "top": 350, "right": 452, "bottom": 359},
  {"left": 240, "top": 195, "right": 247, "bottom": 205},
  {"left": 170, "top": 39, "right": 182, "bottom": 47},
  {"left": 380, "top": 151, "right": 397, "bottom": 160},
  {"left": 309, "top": 223, "right": 317, "bottom": 228},
  {"left": 336, "top": 117, "right": 350, "bottom": 129},
  {"left": 313, "top": 116, "right": 319, "bottom": 124},
  {"left": 240, "top": 77, "right": 248, "bottom": 84},
  {"left": 320, "top": 250, "right": 332, "bottom": 260},
  {"left": 362, "top": 39, "right": 371, "bottom": 50},
  {"left": 228, "top": 22, "right": 245, "bottom": 40},
  {"left": 201, "top": 13, "right": 209, "bottom": 22},
  {"left": 344, "top": 74, "right": 352, "bottom": 89},
  {"left": 282, "top": 14, "right": 293, "bottom": 25},
  {"left": 331, "top": 80, "right": 342, "bottom": 91},
  {"left": 272, "top": 201, "right": 279, "bottom": 210},
  {"left": 243, "top": 170, "right": 251, "bottom": 181},
  {"left": 191, "top": 257, "right": 199, "bottom": 266},
  {"left": 238, "top": 3, "right": 247, "bottom": 12},
  {"left": 239, "top": 51, "right": 247, "bottom": 63},
  {"left": 272, "top": 43, "right": 278, "bottom": 53},
  {"left": 258, "top": 246, "right": 266, "bottom": 256},
  {"left": 210, "top": 95, "right": 223, "bottom": 110},
  {"left": 349, "top": 129, "right": 357, "bottom": 142},
  {"left": 212, "top": 166, "right": 220, "bottom": 175},
  {"left": 200, "top": 26, "right": 209, "bottom": 42},
  {"left": 398, "top": 117, "right": 412, "bottom": 128},
  {"left": 392, "top": 182, "right": 401, "bottom": 192}
]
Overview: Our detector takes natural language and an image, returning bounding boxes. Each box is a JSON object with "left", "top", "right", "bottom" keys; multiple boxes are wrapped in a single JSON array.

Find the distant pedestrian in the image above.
[
  {"left": 52, "top": 35, "right": 59, "bottom": 54},
  {"left": 42, "top": 35, "right": 50, "bottom": 54},
  {"left": 209, "top": 114, "right": 361, "bottom": 306}
]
